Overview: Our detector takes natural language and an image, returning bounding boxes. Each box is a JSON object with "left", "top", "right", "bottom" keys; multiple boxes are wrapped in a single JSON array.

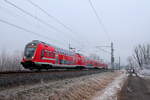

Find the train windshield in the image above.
[{"left": 24, "top": 46, "right": 36, "bottom": 59}]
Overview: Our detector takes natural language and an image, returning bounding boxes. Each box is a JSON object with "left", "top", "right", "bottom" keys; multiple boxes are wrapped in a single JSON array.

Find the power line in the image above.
[
  {"left": 96, "top": 42, "right": 115, "bottom": 70},
  {"left": 26, "top": 0, "right": 76, "bottom": 35},
  {"left": 0, "top": 5, "right": 35, "bottom": 26},
  {"left": 4, "top": 0, "right": 83, "bottom": 48},
  {"left": 26, "top": 0, "right": 90, "bottom": 47},
  {"left": 88, "top": 0, "right": 111, "bottom": 41},
  {"left": 0, "top": 19, "right": 66, "bottom": 46},
  {"left": 4, "top": 0, "right": 64, "bottom": 34},
  {"left": 96, "top": 47, "right": 111, "bottom": 54}
]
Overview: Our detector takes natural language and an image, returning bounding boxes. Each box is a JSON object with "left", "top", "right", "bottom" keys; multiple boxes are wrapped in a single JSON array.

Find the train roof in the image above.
[{"left": 31, "top": 40, "right": 75, "bottom": 56}]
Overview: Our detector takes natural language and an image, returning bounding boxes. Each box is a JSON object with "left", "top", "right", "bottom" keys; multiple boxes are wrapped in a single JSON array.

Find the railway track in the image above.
[
  {"left": 0, "top": 69, "right": 108, "bottom": 91},
  {"left": 0, "top": 69, "right": 88, "bottom": 74}
]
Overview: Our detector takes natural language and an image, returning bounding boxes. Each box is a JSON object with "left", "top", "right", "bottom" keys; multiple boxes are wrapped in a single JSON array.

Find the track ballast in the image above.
[{"left": 0, "top": 69, "right": 108, "bottom": 91}]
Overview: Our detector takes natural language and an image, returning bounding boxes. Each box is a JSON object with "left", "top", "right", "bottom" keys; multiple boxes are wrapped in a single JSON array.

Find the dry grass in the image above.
[
  {"left": 0, "top": 72, "right": 120, "bottom": 100},
  {"left": 48, "top": 73, "right": 120, "bottom": 100}
]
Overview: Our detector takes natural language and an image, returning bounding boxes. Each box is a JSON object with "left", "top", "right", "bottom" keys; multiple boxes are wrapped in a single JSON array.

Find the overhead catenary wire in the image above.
[
  {"left": 88, "top": 0, "right": 111, "bottom": 41},
  {"left": 96, "top": 47, "right": 111, "bottom": 54},
  {"left": 0, "top": 19, "right": 66, "bottom": 47},
  {"left": 4, "top": 0, "right": 84, "bottom": 48},
  {"left": 0, "top": 5, "right": 36, "bottom": 26},
  {"left": 4, "top": 0, "right": 62, "bottom": 35},
  {"left": 26, "top": 0, "right": 76, "bottom": 36},
  {"left": 26, "top": 0, "right": 91, "bottom": 47}
]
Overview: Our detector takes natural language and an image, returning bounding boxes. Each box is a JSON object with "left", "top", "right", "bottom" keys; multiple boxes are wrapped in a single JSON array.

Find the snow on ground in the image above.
[
  {"left": 90, "top": 70, "right": 127, "bottom": 100},
  {"left": 0, "top": 72, "right": 120, "bottom": 100},
  {"left": 137, "top": 64, "right": 150, "bottom": 77},
  {"left": 139, "top": 65, "right": 150, "bottom": 76}
]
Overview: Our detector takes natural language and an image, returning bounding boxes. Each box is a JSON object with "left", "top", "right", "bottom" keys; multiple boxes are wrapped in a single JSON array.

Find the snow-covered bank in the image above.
[
  {"left": 0, "top": 72, "right": 120, "bottom": 100},
  {"left": 138, "top": 64, "right": 150, "bottom": 77},
  {"left": 90, "top": 71, "right": 127, "bottom": 100}
]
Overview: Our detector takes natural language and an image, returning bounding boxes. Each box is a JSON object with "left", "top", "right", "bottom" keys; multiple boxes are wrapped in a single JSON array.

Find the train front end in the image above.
[{"left": 21, "top": 40, "right": 39, "bottom": 69}]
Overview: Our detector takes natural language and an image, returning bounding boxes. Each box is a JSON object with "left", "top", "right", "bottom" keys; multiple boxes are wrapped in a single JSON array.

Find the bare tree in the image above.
[
  {"left": 132, "top": 44, "right": 150, "bottom": 68},
  {"left": 0, "top": 50, "right": 7, "bottom": 71},
  {"left": 127, "top": 56, "right": 134, "bottom": 69},
  {"left": 0, "top": 50, "right": 23, "bottom": 72}
]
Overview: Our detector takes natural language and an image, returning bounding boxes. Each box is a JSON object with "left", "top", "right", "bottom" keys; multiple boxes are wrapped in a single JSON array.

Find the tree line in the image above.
[
  {"left": 0, "top": 50, "right": 23, "bottom": 71},
  {"left": 128, "top": 44, "right": 150, "bottom": 70}
]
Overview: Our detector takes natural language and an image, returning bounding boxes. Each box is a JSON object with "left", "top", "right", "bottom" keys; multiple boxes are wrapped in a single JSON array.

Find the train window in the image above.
[
  {"left": 63, "top": 60, "right": 65, "bottom": 64},
  {"left": 41, "top": 50, "right": 44, "bottom": 57},
  {"left": 24, "top": 47, "right": 36, "bottom": 59},
  {"left": 41, "top": 50, "right": 55, "bottom": 58},
  {"left": 44, "top": 50, "right": 48, "bottom": 57},
  {"left": 57, "top": 49, "right": 60, "bottom": 54},
  {"left": 57, "top": 48, "right": 60, "bottom": 53},
  {"left": 62, "top": 50, "right": 64, "bottom": 54},
  {"left": 64, "top": 50, "right": 65, "bottom": 55},
  {"left": 60, "top": 60, "right": 64, "bottom": 64},
  {"left": 49, "top": 52, "right": 55, "bottom": 57},
  {"left": 59, "top": 49, "right": 62, "bottom": 54}
]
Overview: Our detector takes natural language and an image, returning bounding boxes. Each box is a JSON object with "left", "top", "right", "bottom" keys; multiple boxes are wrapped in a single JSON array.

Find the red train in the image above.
[{"left": 21, "top": 40, "right": 108, "bottom": 70}]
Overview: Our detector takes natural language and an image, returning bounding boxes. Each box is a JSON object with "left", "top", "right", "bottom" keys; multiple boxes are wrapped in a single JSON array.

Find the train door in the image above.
[{"left": 55, "top": 53, "right": 59, "bottom": 64}]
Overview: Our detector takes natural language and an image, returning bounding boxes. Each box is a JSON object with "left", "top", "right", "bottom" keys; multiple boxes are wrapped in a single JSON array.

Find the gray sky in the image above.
[{"left": 0, "top": 0, "right": 150, "bottom": 64}]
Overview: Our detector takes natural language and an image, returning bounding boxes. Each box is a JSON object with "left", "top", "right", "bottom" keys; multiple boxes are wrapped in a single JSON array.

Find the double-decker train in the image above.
[{"left": 21, "top": 40, "right": 108, "bottom": 70}]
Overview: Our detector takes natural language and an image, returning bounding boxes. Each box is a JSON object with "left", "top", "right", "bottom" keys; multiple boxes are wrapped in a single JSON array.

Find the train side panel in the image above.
[{"left": 21, "top": 40, "right": 108, "bottom": 70}]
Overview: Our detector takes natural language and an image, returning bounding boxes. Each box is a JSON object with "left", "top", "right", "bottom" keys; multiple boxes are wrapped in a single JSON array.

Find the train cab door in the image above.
[{"left": 55, "top": 54, "right": 59, "bottom": 64}]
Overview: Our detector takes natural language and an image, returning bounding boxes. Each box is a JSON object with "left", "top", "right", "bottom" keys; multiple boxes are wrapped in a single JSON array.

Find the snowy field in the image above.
[{"left": 90, "top": 70, "right": 127, "bottom": 100}]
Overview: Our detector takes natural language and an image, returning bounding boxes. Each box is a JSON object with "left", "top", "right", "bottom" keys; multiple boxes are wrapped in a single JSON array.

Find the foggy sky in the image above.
[{"left": 0, "top": 0, "right": 150, "bottom": 64}]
